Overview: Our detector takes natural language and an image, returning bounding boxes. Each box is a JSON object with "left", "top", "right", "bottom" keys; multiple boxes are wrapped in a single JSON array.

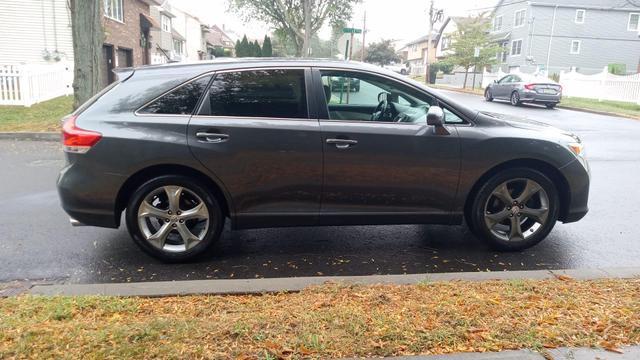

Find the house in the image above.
[
  {"left": 0, "top": 0, "right": 74, "bottom": 65},
  {"left": 435, "top": 17, "right": 472, "bottom": 60},
  {"left": 401, "top": 31, "right": 439, "bottom": 75},
  {"left": 205, "top": 25, "right": 235, "bottom": 58},
  {"left": 489, "top": 0, "right": 640, "bottom": 74},
  {"left": 170, "top": 6, "right": 209, "bottom": 62},
  {"left": 102, "top": 0, "right": 162, "bottom": 85}
]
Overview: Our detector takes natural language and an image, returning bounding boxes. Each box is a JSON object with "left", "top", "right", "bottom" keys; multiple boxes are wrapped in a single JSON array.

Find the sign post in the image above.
[{"left": 342, "top": 27, "right": 362, "bottom": 61}]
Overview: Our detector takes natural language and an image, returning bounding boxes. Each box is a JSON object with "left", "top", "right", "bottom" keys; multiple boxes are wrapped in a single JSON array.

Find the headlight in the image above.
[{"left": 567, "top": 142, "right": 584, "bottom": 157}]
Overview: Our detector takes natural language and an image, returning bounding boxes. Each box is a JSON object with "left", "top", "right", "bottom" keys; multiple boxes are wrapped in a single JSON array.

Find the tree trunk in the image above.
[
  {"left": 463, "top": 66, "right": 469, "bottom": 89},
  {"left": 70, "top": 0, "right": 103, "bottom": 110},
  {"left": 302, "top": 0, "right": 311, "bottom": 57}
]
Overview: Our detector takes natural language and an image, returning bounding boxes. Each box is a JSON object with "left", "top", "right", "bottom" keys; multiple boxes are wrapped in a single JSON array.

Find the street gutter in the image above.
[
  {"left": 0, "top": 132, "right": 59, "bottom": 141},
  {"left": 24, "top": 266, "right": 640, "bottom": 297}
]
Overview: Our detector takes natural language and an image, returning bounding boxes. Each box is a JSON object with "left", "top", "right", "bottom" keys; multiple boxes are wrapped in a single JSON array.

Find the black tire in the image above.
[
  {"left": 510, "top": 91, "right": 521, "bottom": 106},
  {"left": 485, "top": 88, "right": 494, "bottom": 102},
  {"left": 468, "top": 168, "right": 560, "bottom": 251},
  {"left": 125, "top": 175, "right": 224, "bottom": 262},
  {"left": 400, "top": 69, "right": 407, "bottom": 75},
  {"left": 545, "top": 103, "right": 556, "bottom": 109}
]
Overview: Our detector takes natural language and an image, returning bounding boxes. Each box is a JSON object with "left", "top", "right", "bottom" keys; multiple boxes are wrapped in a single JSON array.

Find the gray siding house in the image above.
[{"left": 491, "top": 0, "right": 640, "bottom": 75}]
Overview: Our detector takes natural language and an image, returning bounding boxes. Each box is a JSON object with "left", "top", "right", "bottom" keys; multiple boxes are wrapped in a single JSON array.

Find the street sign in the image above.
[{"left": 342, "top": 27, "right": 362, "bottom": 34}]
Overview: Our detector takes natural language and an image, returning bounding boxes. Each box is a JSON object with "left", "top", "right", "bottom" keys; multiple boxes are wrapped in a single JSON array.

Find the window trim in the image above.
[
  {"left": 134, "top": 73, "right": 215, "bottom": 117},
  {"left": 510, "top": 39, "right": 523, "bottom": 56},
  {"left": 493, "top": 15, "right": 503, "bottom": 31},
  {"left": 104, "top": 0, "right": 124, "bottom": 23},
  {"left": 161, "top": 14, "right": 171, "bottom": 32},
  {"left": 628, "top": 13, "right": 640, "bottom": 31},
  {"left": 575, "top": 9, "right": 586, "bottom": 24},
  {"left": 570, "top": 40, "right": 581, "bottom": 54},
  {"left": 514, "top": 9, "right": 526, "bottom": 28},
  {"left": 314, "top": 67, "right": 471, "bottom": 126},
  {"left": 192, "top": 66, "right": 313, "bottom": 121}
]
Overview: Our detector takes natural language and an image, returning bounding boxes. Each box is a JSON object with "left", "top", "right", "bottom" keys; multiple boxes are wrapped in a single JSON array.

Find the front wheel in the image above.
[
  {"left": 469, "top": 168, "right": 559, "bottom": 251},
  {"left": 125, "top": 175, "right": 224, "bottom": 262},
  {"left": 485, "top": 88, "right": 494, "bottom": 102},
  {"left": 545, "top": 103, "right": 557, "bottom": 109}
]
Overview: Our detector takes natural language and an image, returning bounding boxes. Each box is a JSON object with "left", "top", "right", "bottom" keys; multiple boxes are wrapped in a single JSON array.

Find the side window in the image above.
[
  {"left": 498, "top": 75, "right": 511, "bottom": 84},
  {"left": 139, "top": 75, "right": 212, "bottom": 115},
  {"left": 320, "top": 70, "right": 436, "bottom": 123},
  {"left": 203, "top": 69, "right": 308, "bottom": 119},
  {"left": 443, "top": 107, "right": 464, "bottom": 124}
]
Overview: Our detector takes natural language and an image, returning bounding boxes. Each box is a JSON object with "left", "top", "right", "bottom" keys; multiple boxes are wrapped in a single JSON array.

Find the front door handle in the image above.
[
  {"left": 326, "top": 138, "right": 358, "bottom": 149},
  {"left": 196, "top": 132, "right": 229, "bottom": 143}
]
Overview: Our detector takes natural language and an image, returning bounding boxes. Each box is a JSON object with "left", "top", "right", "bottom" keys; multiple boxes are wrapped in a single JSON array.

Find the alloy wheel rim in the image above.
[
  {"left": 137, "top": 185, "right": 210, "bottom": 253},
  {"left": 483, "top": 178, "right": 550, "bottom": 242},
  {"left": 511, "top": 92, "right": 519, "bottom": 105},
  {"left": 485, "top": 89, "right": 491, "bottom": 100}
]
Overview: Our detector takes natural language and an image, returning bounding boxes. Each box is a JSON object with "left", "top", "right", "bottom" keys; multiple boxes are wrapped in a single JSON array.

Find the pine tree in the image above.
[
  {"left": 239, "top": 35, "right": 250, "bottom": 57},
  {"left": 234, "top": 39, "right": 241, "bottom": 57},
  {"left": 253, "top": 40, "right": 262, "bottom": 57},
  {"left": 262, "top": 35, "right": 273, "bottom": 57}
]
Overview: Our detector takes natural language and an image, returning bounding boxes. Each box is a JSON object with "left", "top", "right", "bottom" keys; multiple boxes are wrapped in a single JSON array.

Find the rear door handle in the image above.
[
  {"left": 326, "top": 138, "right": 358, "bottom": 149},
  {"left": 196, "top": 132, "right": 229, "bottom": 143}
]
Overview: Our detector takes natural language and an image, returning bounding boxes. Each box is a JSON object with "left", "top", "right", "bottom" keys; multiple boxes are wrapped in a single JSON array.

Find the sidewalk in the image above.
[
  {"left": 25, "top": 266, "right": 640, "bottom": 297},
  {"left": 374, "top": 346, "right": 640, "bottom": 359}
]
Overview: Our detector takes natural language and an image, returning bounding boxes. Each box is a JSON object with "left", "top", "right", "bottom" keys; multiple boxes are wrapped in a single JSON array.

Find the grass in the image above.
[
  {"left": 2, "top": 279, "right": 640, "bottom": 359},
  {"left": 560, "top": 97, "right": 640, "bottom": 119},
  {"left": 0, "top": 96, "right": 73, "bottom": 132}
]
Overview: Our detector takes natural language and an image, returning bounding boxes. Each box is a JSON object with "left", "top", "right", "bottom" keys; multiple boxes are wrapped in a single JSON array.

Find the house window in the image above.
[
  {"left": 497, "top": 42, "right": 508, "bottom": 62},
  {"left": 493, "top": 15, "right": 503, "bottom": 31},
  {"left": 575, "top": 9, "right": 586, "bottom": 24},
  {"left": 628, "top": 13, "right": 640, "bottom": 31},
  {"left": 511, "top": 39, "right": 522, "bottom": 56},
  {"left": 514, "top": 9, "right": 526, "bottom": 28},
  {"left": 161, "top": 14, "right": 171, "bottom": 32},
  {"left": 173, "top": 40, "right": 184, "bottom": 55},
  {"left": 441, "top": 36, "right": 450, "bottom": 50},
  {"left": 570, "top": 40, "right": 581, "bottom": 54},
  {"left": 104, "top": 0, "right": 123, "bottom": 22}
]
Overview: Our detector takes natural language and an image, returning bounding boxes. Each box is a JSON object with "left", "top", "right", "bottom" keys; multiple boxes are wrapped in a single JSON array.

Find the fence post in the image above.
[{"left": 598, "top": 66, "right": 608, "bottom": 102}]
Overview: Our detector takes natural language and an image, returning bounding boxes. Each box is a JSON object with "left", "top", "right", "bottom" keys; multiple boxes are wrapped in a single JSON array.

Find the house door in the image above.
[
  {"left": 117, "top": 48, "right": 133, "bottom": 68},
  {"left": 101, "top": 44, "right": 115, "bottom": 86}
]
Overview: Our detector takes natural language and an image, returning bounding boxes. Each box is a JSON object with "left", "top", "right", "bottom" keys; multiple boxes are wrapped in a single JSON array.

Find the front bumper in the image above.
[{"left": 558, "top": 157, "right": 590, "bottom": 223}]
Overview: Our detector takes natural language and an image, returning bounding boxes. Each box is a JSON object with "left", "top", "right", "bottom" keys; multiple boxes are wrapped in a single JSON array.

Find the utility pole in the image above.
[
  {"left": 425, "top": 1, "right": 443, "bottom": 84},
  {"left": 303, "top": 0, "right": 312, "bottom": 57},
  {"left": 361, "top": 10, "right": 367, "bottom": 61}
]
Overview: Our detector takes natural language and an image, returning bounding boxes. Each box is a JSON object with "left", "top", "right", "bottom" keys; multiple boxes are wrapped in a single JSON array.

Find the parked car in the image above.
[
  {"left": 485, "top": 74, "right": 562, "bottom": 108},
  {"left": 383, "top": 62, "right": 408, "bottom": 75},
  {"left": 58, "top": 59, "right": 589, "bottom": 262},
  {"left": 329, "top": 76, "right": 360, "bottom": 92}
]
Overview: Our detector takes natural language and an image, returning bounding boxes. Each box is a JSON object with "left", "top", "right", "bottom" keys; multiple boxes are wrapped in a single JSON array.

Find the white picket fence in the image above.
[
  {"left": 0, "top": 62, "right": 73, "bottom": 107},
  {"left": 482, "top": 66, "right": 640, "bottom": 104}
]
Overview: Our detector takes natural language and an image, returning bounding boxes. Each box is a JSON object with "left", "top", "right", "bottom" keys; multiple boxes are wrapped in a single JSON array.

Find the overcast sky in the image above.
[{"left": 176, "top": 0, "right": 497, "bottom": 46}]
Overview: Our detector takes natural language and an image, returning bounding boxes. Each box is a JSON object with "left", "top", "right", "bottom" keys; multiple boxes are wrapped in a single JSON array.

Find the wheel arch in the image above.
[
  {"left": 463, "top": 158, "right": 570, "bottom": 224},
  {"left": 114, "top": 164, "right": 232, "bottom": 226}
]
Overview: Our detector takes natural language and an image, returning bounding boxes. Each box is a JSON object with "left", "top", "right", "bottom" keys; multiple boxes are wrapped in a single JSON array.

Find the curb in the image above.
[
  {"left": 26, "top": 266, "right": 640, "bottom": 297},
  {"left": 0, "top": 132, "right": 59, "bottom": 141},
  {"left": 432, "top": 86, "right": 640, "bottom": 121}
]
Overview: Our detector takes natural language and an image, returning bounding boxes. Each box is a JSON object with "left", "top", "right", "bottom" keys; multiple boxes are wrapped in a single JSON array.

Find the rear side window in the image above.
[
  {"left": 201, "top": 69, "right": 308, "bottom": 119},
  {"left": 139, "top": 75, "right": 212, "bottom": 115}
]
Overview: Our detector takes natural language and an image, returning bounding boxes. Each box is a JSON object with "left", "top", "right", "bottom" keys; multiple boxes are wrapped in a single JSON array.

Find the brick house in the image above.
[{"left": 102, "top": 0, "right": 161, "bottom": 85}]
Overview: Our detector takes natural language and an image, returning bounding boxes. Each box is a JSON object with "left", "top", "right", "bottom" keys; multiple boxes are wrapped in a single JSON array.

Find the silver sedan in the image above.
[{"left": 485, "top": 74, "right": 562, "bottom": 109}]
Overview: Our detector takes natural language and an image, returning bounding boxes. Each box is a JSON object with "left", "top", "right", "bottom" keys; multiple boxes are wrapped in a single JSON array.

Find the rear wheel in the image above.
[
  {"left": 510, "top": 91, "right": 521, "bottom": 106},
  {"left": 545, "top": 103, "right": 556, "bottom": 109},
  {"left": 469, "top": 168, "right": 559, "bottom": 251},
  {"left": 484, "top": 88, "right": 494, "bottom": 102},
  {"left": 125, "top": 175, "right": 224, "bottom": 262}
]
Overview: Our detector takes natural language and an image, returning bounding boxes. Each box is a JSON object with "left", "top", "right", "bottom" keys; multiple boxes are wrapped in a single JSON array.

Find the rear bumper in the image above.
[
  {"left": 57, "top": 160, "right": 125, "bottom": 229},
  {"left": 558, "top": 157, "right": 590, "bottom": 223},
  {"left": 521, "top": 90, "right": 562, "bottom": 104}
]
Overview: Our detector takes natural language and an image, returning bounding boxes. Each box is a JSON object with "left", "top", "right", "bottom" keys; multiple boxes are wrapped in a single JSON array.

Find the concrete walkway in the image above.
[
  {"left": 25, "top": 266, "right": 640, "bottom": 297},
  {"left": 373, "top": 346, "right": 640, "bottom": 359}
]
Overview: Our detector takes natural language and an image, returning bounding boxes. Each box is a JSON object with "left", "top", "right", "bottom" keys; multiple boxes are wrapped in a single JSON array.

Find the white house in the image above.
[{"left": 170, "top": 5, "right": 208, "bottom": 62}]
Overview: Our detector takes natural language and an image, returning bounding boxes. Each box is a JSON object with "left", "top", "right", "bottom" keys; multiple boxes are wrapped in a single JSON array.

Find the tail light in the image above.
[
  {"left": 62, "top": 115, "right": 102, "bottom": 154},
  {"left": 524, "top": 84, "right": 535, "bottom": 90}
]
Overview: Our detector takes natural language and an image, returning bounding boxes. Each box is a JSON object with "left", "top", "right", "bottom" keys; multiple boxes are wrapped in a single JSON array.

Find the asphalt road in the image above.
[{"left": 2, "top": 91, "right": 640, "bottom": 284}]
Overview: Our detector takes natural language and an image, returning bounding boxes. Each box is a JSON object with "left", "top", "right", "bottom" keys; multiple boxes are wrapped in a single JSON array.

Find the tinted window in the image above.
[
  {"left": 140, "top": 75, "right": 212, "bottom": 115},
  {"left": 203, "top": 69, "right": 308, "bottom": 119}
]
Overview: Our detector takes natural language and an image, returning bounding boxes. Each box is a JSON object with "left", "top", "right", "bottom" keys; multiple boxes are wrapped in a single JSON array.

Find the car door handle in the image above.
[
  {"left": 326, "top": 138, "right": 358, "bottom": 149},
  {"left": 195, "top": 132, "right": 229, "bottom": 143}
]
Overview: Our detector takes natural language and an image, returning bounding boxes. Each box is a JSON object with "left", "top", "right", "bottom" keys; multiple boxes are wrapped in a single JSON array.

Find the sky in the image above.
[{"left": 176, "top": 0, "right": 497, "bottom": 46}]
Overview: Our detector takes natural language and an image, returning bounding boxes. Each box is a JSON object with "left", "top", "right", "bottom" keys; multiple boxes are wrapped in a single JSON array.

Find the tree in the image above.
[
  {"left": 69, "top": 0, "right": 103, "bottom": 109},
  {"left": 237, "top": 35, "right": 251, "bottom": 57},
  {"left": 229, "top": 0, "right": 360, "bottom": 57},
  {"left": 365, "top": 40, "right": 400, "bottom": 66},
  {"left": 443, "top": 15, "right": 500, "bottom": 88},
  {"left": 234, "top": 39, "right": 241, "bottom": 57},
  {"left": 262, "top": 35, "right": 273, "bottom": 57},
  {"left": 253, "top": 40, "right": 262, "bottom": 57}
]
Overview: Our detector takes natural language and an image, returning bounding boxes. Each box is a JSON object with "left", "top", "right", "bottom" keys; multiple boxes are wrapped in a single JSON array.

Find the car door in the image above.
[
  {"left": 313, "top": 68, "right": 461, "bottom": 225},
  {"left": 493, "top": 75, "right": 512, "bottom": 98},
  {"left": 188, "top": 68, "right": 323, "bottom": 227}
]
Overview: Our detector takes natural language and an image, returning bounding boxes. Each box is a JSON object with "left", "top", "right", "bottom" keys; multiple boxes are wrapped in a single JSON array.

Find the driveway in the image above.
[{"left": 1, "top": 91, "right": 639, "bottom": 284}]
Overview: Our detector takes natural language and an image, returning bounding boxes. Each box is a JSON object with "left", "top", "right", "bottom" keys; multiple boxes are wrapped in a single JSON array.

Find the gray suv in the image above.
[{"left": 58, "top": 59, "right": 589, "bottom": 262}]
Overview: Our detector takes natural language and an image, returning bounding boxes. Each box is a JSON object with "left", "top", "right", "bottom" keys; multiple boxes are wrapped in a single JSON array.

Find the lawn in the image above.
[
  {"left": 560, "top": 97, "right": 640, "bottom": 119},
  {"left": 2, "top": 279, "right": 639, "bottom": 359},
  {"left": 0, "top": 96, "right": 73, "bottom": 132}
]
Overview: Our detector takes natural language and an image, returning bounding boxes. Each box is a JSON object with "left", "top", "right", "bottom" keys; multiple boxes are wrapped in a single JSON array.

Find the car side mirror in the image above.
[
  {"left": 493, "top": 80, "right": 498, "bottom": 83},
  {"left": 427, "top": 106, "right": 445, "bottom": 127}
]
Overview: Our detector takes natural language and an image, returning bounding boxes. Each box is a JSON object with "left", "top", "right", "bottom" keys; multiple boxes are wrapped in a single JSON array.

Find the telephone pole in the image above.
[
  {"left": 361, "top": 10, "right": 367, "bottom": 61},
  {"left": 425, "top": 1, "right": 443, "bottom": 84}
]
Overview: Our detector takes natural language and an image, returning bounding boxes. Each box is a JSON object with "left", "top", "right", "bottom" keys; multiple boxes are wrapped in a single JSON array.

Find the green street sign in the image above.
[{"left": 342, "top": 27, "right": 362, "bottom": 34}]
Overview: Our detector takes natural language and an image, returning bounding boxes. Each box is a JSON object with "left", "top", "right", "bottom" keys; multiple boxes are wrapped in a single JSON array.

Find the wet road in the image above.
[{"left": 1, "top": 91, "right": 639, "bottom": 284}]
